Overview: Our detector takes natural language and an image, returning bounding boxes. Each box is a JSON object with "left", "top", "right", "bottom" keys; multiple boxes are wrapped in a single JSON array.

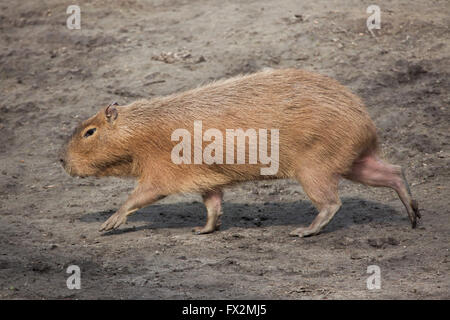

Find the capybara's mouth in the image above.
[
  {"left": 62, "top": 163, "right": 91, "bottom": 179},
  {"left": 62, "top": 165, "right": 80, "bottom": 178},
  {"left": 72, "top": 173, "right": 87, "bottom": 179},
  {"left": 70, "top": 171, "right": 87, "bottom": 179}
]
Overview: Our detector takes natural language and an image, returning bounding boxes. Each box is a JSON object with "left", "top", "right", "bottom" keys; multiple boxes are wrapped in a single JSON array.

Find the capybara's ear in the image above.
[{"left": 105, "top": 103, "right": 118, "bottom": 122}]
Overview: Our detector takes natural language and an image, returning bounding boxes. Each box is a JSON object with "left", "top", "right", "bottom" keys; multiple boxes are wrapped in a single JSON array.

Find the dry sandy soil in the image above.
[{"left": 0, "top": 0, "right": 449, "bottom": 299}]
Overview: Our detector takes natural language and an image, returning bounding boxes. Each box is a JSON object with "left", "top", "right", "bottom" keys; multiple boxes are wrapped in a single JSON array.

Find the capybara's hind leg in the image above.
[
  {"left": 193, "top": 189, "right": 223, "bottom": 235},
  {"left": 344, "top": 154, "right": 420, "bottom": 227},
  {"left": 290, "top": 172, "right": 342, "bottom": 237}
]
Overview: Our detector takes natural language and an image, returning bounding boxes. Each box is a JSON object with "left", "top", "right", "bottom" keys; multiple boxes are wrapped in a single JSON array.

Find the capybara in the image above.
[{"left": 60, "top": 68, "right": 420, "bottom": 237}]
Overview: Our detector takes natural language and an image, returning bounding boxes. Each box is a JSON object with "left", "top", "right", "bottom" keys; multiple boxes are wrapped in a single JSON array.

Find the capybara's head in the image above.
[{"left": 60, "top": 103, "right": 133, "bottom": 178}]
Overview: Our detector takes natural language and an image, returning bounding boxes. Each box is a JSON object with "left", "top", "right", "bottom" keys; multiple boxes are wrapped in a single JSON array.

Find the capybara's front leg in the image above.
[
  {"left": 100, "top": 183, "right": 164, "bottom": 231},
  {"left": 193, "top": 189, "right": 223, "bottom": 235}
]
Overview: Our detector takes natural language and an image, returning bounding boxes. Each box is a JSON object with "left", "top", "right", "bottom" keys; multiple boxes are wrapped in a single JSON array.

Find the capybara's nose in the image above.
[{"left": 59, "top": 158, "right": 66, "bottom": 167}]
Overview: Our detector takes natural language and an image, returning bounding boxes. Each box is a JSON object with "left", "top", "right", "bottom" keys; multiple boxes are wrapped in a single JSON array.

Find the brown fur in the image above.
[{"left": 61, "top": 68, "right": 419, "bottom": 236}]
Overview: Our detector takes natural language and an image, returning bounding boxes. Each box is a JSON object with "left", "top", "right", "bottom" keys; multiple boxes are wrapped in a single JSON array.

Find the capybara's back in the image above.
[{"left": 61, "top": 68, "right": 420, "bottom": 237}]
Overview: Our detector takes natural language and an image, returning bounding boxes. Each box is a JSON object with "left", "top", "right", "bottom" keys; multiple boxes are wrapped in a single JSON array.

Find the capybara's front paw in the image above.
[{"left": 100, "top": 212, "right": 127, "bottom": 231}]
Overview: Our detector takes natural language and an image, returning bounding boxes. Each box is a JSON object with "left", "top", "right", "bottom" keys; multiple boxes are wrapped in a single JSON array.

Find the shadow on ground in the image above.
[{"left": 79, "top": 197, "right": 406, "bottom": 236}]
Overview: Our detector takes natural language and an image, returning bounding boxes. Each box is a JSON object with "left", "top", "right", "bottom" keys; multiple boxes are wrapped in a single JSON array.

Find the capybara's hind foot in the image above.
[
  {"left": 345, "top": 155, "right": 421, "bottom": 229},
  {"left": 411, "top": 199, "right": 420, "bottom": 219},
  {"left": 192, "top": 225, "right": 220, "bottom": 235},
  {"left": 289, "top": 227, "right": 317, "bottom": 238},
  {"left": 410, "top": 199, "right": 420, "bottom": 228}
]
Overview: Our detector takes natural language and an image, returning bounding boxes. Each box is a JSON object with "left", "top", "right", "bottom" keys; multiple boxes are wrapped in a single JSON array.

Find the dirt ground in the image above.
[{"left": 0, "top": 0, "right": 449, "bottom": 299}]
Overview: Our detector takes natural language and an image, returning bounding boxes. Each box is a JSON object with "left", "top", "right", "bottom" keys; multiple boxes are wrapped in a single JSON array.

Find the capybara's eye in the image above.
[{"left": 83, "top": 128, "right": 96, "bottom": 138}]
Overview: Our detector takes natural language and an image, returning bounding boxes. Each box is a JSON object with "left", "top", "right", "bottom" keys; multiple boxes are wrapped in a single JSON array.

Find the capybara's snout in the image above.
[
  {"left": 58, "top": 146, "right": 67, "bottom": 169},
  {"left": 58, "top": 143, "right": 74, "bottom": 176},
  {"left": 59, "top": 151, "right": 70, "bottom": 175}
]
